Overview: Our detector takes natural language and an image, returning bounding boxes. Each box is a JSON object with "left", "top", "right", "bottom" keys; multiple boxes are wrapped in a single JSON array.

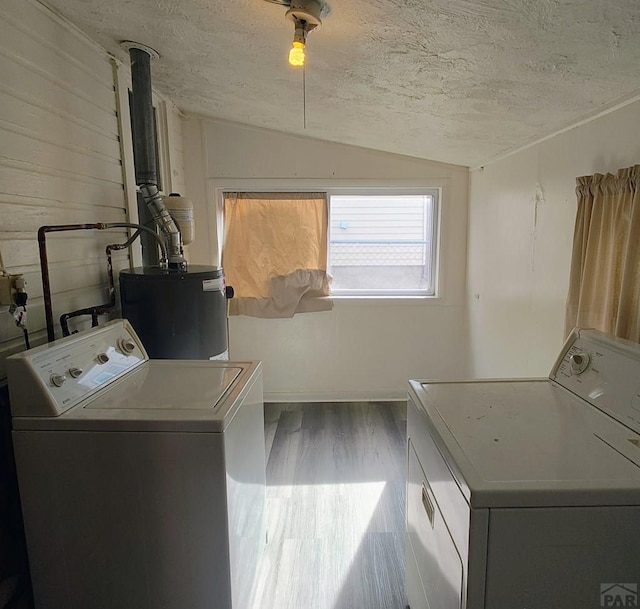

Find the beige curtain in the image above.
[
  {"left": 565, "top": 165, "right": 640, "bottom": 341},
  {"left": 223, "top": 192, "right": 333, "bottom": 318}
]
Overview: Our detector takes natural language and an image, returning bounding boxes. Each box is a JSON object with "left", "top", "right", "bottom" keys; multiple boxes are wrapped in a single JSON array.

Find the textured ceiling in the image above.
[{"left": 45, "top": 0, "right": 640, "bottom": 167}]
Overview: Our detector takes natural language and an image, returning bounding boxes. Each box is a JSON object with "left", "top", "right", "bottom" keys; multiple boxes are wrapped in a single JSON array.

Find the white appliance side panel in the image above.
[
  {"left": 13, "top": 430, "right": 231, "bottom": 609},
  {"left": 408, "top": 393, "right": 471, "bottom": 551},
  {"left": 405, "top": 545, "right": 430, "bottom": 609},
  {"left": 223, "top": 373, "right": 266, "bottom": 609},
  {"left": 407, "top": 440, "right": 464, "bottom": 609},
  {"left": 466, "top": 508, "right": 489, "bottom": 609},
  {"left": 485, "top": 506, "right": 640, "bottom": 609}
]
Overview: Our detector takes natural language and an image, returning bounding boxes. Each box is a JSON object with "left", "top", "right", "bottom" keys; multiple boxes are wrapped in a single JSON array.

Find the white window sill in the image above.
[
  {"left": 325, "top": 294, "right": 445, "bottom": 306},
  {"left": 330, "top": 294, "right": 436, "bottom": 299}
]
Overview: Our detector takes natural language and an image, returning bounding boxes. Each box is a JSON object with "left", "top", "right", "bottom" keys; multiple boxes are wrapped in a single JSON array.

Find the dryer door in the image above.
[{"left": 407, "top": 439, "right": 464, "bottom": 609}]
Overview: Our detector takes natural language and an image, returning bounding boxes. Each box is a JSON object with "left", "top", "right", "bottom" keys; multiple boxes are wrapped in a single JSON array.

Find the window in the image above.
[
  {"left": 328, "top": 192, "right": 438, "bottom": 296},
  {"left": 220, "top": 189, "right": 440, "bottom": 318}
]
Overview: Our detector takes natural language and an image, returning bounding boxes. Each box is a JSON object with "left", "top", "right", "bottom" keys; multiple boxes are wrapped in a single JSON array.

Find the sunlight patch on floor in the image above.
[{"left": 250, "top": 481, "right": 387, "bottom": 609}]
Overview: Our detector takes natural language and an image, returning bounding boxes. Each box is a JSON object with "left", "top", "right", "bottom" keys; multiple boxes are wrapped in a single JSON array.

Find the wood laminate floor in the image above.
[{"left": 250, "top": 401, "right": 408, "bottom": 609}]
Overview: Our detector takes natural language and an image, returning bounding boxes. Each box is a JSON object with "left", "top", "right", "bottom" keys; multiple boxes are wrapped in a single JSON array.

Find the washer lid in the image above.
[
  {"left": 410, "top": 379, "right": 640, "bottom": 508},
  {"left": 83, "top": 363, "right": 241, "bottom": 411},
  {"left": 12, "top": 360, "right": 260, "bottom": 433}
]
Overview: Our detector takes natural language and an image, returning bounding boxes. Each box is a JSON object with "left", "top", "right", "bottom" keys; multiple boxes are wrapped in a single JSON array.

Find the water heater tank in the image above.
[{"left": 119, "top": 266, "right": 228, "bottom": 359}]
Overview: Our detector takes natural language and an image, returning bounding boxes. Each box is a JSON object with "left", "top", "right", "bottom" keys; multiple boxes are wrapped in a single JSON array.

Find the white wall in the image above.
[
  {"left": 467, "top": 99, "right": 640, "bottom": 378},
  {"left": 183, "top": 118, "right": 469, "bottom": 400}
]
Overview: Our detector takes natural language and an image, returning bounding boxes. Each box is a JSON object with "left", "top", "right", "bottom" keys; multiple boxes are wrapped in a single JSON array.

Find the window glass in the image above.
[{"left": 328, "top": 193, "right": 438, "bottom": 295}]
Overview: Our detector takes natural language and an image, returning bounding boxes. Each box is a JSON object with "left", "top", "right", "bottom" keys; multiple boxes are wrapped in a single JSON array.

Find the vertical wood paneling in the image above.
[{"left": 0, "top": 0, "right": 129, "bottom": 378}]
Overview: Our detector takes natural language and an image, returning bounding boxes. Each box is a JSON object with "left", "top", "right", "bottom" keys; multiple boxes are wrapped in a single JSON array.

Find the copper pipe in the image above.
[
  {"left": 38, "top": 223, "right": 168, "bottom": 342},
  {"left": 58, "top": 232, "right": 143, "bottom": 337},
  {"left": 38, "top": 224, "right": 103, "bottom": 342}
]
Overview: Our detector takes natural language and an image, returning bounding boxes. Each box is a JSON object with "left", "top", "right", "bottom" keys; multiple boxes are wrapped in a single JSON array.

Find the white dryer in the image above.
[
  {"left": 407, "top": 329, "right": 640, "bottom": 609},
  {"left": 7, "top": 319, "right": 266, "bottom": 609}
]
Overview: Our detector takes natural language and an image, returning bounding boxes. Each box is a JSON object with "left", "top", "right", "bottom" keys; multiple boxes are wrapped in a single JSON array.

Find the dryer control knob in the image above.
[
  {"left": 68, "top": 367, "right": 83, "bottom": 379},
  {"left": 570, "top": 352, "right": 590, "bottom": 375},
  {"left": 96, "top": 352, "right": 110, "bottom": 364},
  {"left": 118, "top": 338, "right": 136, "bottom": 354},
  {"left": 50, "top": 373, "right": 67, "bottom": 387}
]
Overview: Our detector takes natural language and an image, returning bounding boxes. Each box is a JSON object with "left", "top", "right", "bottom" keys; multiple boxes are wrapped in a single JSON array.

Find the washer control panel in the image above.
[
  {"left": 7, "top": 319, "right": 148, "bottom": 417},
  {"left": 551, "top": 329, "right": 640, "bottom": 434}
]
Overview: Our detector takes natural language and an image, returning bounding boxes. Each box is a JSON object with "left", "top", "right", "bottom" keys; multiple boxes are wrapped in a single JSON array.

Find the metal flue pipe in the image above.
[
  {"left": 126, "top": 42, "right": 186, "bottom": 270},
  {"left": 129, "top": 45, "right": 158, "bottom": 186}
]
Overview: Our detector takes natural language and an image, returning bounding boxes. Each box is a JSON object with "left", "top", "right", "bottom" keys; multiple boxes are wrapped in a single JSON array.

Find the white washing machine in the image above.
[
  {"left": 407, "top": 329, "right": 640, "bottom": 609},
  {"left": 7, "top": 319, "right": 266, "bottom": 609}
]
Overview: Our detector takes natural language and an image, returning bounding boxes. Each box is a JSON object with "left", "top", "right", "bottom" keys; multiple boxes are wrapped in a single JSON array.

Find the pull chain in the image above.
[{"left": 303, "top": 63, "right": 307, "bottom": 129}]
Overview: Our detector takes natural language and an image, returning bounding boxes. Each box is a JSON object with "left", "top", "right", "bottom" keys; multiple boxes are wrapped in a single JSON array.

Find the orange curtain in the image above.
[
  {"left": 565, "top": 165, "right": 640, "bottom": 341},
  {"left": 223, "top": 193, "right": 332, "bottom": 318}
]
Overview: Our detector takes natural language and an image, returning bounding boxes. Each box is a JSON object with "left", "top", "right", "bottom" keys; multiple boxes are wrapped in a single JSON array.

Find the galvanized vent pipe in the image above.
[{"left": 124, "top": 41, "right": 186, "bottom": 271}]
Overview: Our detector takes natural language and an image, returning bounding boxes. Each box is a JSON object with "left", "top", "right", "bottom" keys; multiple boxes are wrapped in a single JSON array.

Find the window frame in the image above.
[
  {"left": 216, "top": 185, "right": 442, "bottom": 300},
  {"left": 326, "top": 188, "right": 440, "bottom": 298}
]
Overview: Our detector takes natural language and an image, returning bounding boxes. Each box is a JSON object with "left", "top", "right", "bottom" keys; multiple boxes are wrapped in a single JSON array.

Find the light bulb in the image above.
[{"left": 289, "top": 41, "right": 305, "bottom": 67}]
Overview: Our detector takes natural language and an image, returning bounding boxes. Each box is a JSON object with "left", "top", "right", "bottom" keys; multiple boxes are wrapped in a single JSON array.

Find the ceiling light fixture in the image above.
[
  {"left": 263, "top": 0, "right": 329, "bottom": 128},
  {"left": 284, "top": 0, "right": 325, "bottom": 67},
  {"left": 289, "top": 25, "right": 306, "bottom": 67}
]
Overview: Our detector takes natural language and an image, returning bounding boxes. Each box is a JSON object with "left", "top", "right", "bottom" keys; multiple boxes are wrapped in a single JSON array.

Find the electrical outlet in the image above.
[{"left": 0, "top": 274, "right": 24, "bottom": 306}]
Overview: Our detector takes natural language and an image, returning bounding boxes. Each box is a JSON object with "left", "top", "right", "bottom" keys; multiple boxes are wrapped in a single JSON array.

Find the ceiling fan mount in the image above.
[{"left": 263, "top": 0, "right": 330, "bottom": 26}]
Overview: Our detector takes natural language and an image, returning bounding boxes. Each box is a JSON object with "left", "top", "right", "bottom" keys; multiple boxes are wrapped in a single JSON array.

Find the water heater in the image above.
[{"left": 120, "top": 266, "right": 228, "bottom": 359}]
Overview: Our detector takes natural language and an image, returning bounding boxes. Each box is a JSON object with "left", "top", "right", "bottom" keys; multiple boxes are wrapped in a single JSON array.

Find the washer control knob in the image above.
[
  {"left": 96, "top": 352, "right": 110, "bottom": 365},
  {"left": 118, "top": 338, "right": 136, "bottom": 354},
  {"left": 68, "top": 367, "right": 83, "bottom": 379},
  {"left": 50, "top": 374, "right": 67, "bottom": 387},
  {"left": 570, "top": 352, "right": 590, "bottom": 375}
]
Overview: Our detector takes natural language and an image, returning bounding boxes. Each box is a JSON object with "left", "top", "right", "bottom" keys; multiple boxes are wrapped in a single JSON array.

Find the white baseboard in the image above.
[{"left": 263, "top": 389, "right": 407, "bottom": 403}]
